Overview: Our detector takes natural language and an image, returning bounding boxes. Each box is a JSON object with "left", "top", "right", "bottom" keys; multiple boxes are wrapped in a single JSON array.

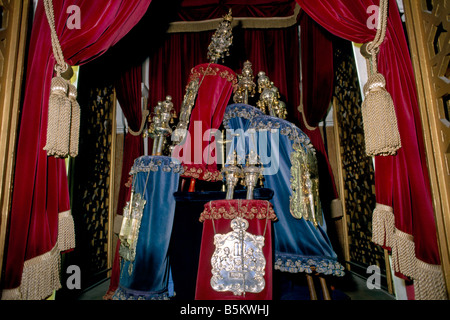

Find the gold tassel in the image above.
[
  {"left": 361, "top": 73, "right": 401, "bottom": 156},
  {"left": 45, "top": 66, "right": 80, "bottom": 159},
  {"left": 55, "top": 80, "right": 72, "bottom": 158},
  {"left": 44, "top": 75, "right": 70, "bottom": 157},
  {"left": 68, "top": 83, "right": 80, "bottom": 157}
]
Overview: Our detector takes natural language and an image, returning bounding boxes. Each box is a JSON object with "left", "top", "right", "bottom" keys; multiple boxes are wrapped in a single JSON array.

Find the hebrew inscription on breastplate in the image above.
[{"left": 210, "top": 217, "right": 266, "bottom": 296}]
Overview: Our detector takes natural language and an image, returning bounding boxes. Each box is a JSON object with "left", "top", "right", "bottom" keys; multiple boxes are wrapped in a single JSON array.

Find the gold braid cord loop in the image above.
[{"left": 360, "top": 0, "right": 401, "bottom": 156}]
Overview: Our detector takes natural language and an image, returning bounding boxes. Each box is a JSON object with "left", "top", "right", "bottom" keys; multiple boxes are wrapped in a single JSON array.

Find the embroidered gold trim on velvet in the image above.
[
  {"left": 189, "top": 65, "right": 238, "bottom": 87},
  {"left": 181, "top": 164, "right": 222, "bottom": 182},
  {"left": 130, "top": 156, "right": 184, "bottom": 175},
  {"left": 200, "top": 199, "right": 277, "bottom": 222}
]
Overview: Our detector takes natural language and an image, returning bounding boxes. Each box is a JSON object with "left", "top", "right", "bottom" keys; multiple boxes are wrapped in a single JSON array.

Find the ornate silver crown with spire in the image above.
[{"left": 207, "top": 9, "right": 234, "bottom": 63}]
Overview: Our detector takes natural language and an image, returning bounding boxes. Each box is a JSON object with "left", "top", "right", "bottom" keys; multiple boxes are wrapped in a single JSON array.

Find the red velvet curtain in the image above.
[
  {"left": 2, "top": 0, "right": 151, "bottom": 299},
  {"left": 106, "top": 64, "right": 145, "bottom": 297},
  {"left": 148, "top": 32, "right": 213, "bottom": 112},
  {"left": 114, "top": 64, "right": 145, "bottom": 227},
  {"left": 298, "top": 11, "right": 339, "bottom": 215},
  {"left": 147, "top": 26, "right": 302, "bottom": 123},
  {"left": 299, "top": 12, "right": 334, "bottom": 128},
  {"left": 295, "top": 0, "right": 441, "bottom": 298}
]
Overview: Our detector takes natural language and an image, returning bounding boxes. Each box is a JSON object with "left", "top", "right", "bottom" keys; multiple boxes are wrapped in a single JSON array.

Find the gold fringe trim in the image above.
[
  {"left": 371, "top": 203, "right": 395, "bottom": 248},
  {"left": 391, "top": 228, "right": 416, "bottom": 279},
  {"left": 2, "top": 211, "right": 75, "bottom": 300},
  {"left": 167, "top": 4, "right": 301, "bottom": 33},
  {"left": 414, "top": 259, "right": 448, "bottom": 300},
  {"left": 370, "top": 205, "right": 448, "bottom": 300},
  {"left": 1, "top": 287, "right": 22, "bottom": 300},
  {"left": 58, "top": 210, "right": 76, "bottom": 252},
  {"left": 1, "top": 244, "right": 62, "bottom": 300}
]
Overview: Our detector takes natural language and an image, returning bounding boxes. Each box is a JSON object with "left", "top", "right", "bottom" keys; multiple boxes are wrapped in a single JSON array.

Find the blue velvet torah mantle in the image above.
[
  {"left": 248, "top": 115, "right": 345, "bottom": 277},
  {"left": 113, "top": 156, "right": 182, "bottom": 300}
]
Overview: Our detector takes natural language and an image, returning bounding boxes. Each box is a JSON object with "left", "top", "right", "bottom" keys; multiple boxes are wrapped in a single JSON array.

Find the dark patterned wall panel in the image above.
[
  {"left": 332, "top": 39, "right": 387, "bottom": 279},
  {"left": 62, "top": 73, "right": 115, "bottom": 295}
]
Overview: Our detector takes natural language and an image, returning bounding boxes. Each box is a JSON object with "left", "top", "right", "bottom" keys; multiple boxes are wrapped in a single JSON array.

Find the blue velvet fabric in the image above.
[
  {"left": 113, "top": 156, "right": 182, "bottom": 300},
  {"left": 223, "top": 103, "right": 264, "bottom": 130},
  {"left": 248, "top": 115, "right": 345, "bottom": 276}
]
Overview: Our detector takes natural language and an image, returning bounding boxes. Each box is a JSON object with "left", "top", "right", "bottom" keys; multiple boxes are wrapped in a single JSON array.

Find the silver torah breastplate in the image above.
[
  {"left": 119, "top": 192, "right": 146, "bottom": 275},
  {"left": 210, "top": 217, "right": 266, "bottom": 296}
]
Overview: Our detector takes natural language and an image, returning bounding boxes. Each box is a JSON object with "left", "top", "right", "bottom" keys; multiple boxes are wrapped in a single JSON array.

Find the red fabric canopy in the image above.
[{"left": 2, "top": 0, "right": 151, "bottom": 300}]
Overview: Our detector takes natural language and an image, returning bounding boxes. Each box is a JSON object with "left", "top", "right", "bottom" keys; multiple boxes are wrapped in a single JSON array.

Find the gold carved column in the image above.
[
  {"left": 403, "top": 0, "right": 450, "bottom": 295},
  {"left": 0, "top": 0, "right": 31, "bottom": 282}
]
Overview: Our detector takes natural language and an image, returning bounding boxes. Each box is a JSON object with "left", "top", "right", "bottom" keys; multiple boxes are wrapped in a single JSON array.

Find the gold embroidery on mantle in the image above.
[
  {"left": 289, "top": 145, "right": 322, "bottom": 227},
  {"left": 182, "top": 165, "right": 222, "bottom": 182},
  {"left": 189, "top": 65, "right": 238, "bottom": 88},
  {"left": 200, "top": 200, "right": 277, "bottom": 222}
]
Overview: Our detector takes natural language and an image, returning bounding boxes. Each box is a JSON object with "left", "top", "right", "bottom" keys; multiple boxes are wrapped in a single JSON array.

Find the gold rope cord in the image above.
[
  {"left": 128, "top": 109, "right": 150, "bottom": 136},
  {"left": 43, "top": 0, "right": 80, "bottom": 158},
  {"left": 360, "top": 0, "right": 401, "bottom": 156},
  {"left": 297, "top": 102, "right": 317, "bottom": 131}
]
